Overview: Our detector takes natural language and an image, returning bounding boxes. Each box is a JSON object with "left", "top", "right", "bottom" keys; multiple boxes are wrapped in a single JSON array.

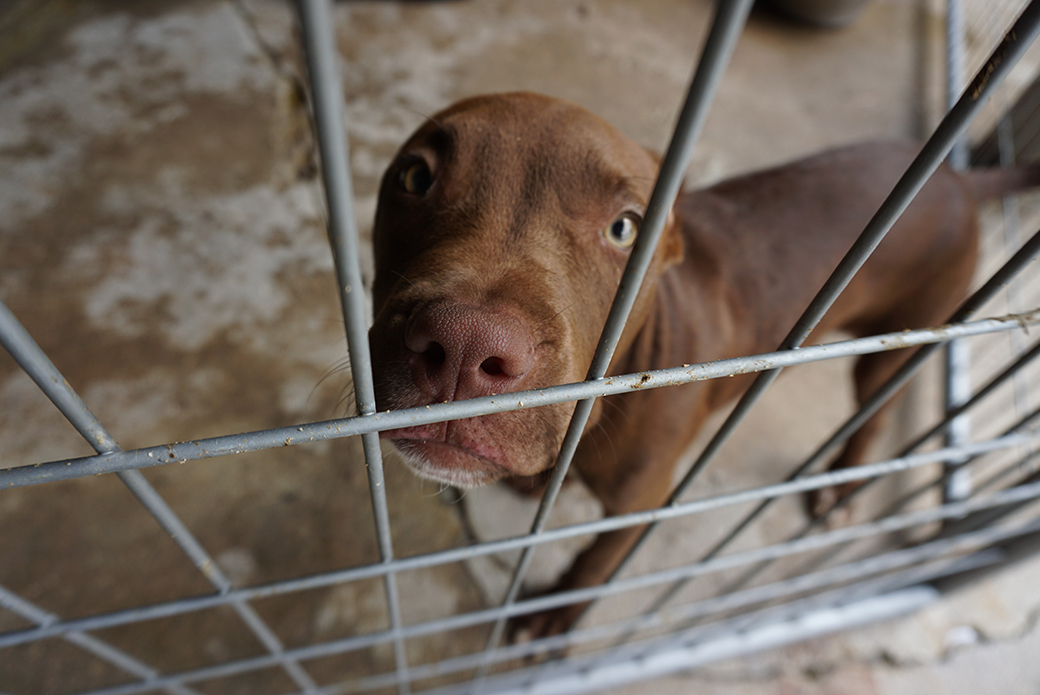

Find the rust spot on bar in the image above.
[{"left": 631, "top": 373, "right": 653, "bottom": 389}]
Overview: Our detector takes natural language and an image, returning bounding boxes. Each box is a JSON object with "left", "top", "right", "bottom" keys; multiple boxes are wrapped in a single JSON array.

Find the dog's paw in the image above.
[
  {"left": 806, "top": 482, "right": 857, "bottom": 526},
  {"left": 508, "top": 604, "right": 583, "bottom": 662}
]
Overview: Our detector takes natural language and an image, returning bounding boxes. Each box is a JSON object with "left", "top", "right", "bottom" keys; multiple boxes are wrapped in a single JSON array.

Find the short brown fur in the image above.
[{"left": 368, "top": 92, "right": 1031, "bottom": 641}]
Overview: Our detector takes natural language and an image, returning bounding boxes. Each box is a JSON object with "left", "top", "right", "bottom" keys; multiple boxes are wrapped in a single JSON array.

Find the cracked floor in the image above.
[{"left": 1, "top": 1, "right": 1040, "bottom": 694}]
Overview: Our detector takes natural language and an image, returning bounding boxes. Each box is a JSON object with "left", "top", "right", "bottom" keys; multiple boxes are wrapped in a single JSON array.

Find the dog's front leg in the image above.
[
  {"left": 511, "top": 390, "right": 705, "bottom": 643},
  {"left": 510, "top": 523, "right": 654, "bottom": 642}
]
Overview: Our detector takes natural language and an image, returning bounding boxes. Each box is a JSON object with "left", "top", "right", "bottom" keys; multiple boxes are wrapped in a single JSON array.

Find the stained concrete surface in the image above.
[{"left": 1, "top": 0, "right": 1039, "bottom": 694}]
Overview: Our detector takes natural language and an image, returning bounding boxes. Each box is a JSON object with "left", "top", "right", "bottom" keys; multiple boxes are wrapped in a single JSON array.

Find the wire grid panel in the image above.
[{"left": 3, "top": 1, "right": 1040, "bottom": 694}]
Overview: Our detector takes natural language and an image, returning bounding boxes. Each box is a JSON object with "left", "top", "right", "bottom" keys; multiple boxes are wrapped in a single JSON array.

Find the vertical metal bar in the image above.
[
  {"left": 0, "top": 585, "right": 199, "bottom": 695},
  {"left": 294, "top": 0, "right": 410, "bottom": 691},
  {"left": 806, "top": 220, "right": 1040, "bottom": 516},
  {"left": 473, "top": 0, "right": 756, "bottom": 675},
  {"left": 903, "top": 337, "right": 1040, "bottom": 458},
  {"left": 601, "top": 0, "right": 1040, "bottom": 598},
  {"left": 943, "top": 0, "right": 973, "bottom": 505},
  {"left": 997, "top": 100, "right": 1033, "bottom": 419},
  {"left": 719, "top": 222, "right": 1040, "bottom": 593},
  {"left": 0, "top": 299, "right": 320, "bottom": 693},
  {"left": 946, "top": 0, "right": 968, "bottom": 170},
  {"left": 874, "top": 402, "right": 1040, "bottom": 523}
]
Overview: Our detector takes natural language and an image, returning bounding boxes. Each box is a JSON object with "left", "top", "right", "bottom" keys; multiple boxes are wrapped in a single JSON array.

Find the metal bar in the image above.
[
  {"left": 472, "top": 549, "right": 994, "bottom": 695},
  {"left": 975, "top": 444, "right": 1040, "bottom": 494},
  {"left": 345, "top": 547, "right": 1002, "bottom": 694},
  {"left": 0, "top": 299, "right": 319, "bottom": 692},
  {"left": 722, "top": 404, "right": 1040, "bottom": 597},
  {"left": 931, "top": 507, "right": 1040, "bottom": 596},
  {"left": 996, "top": 87, "right": 1033, "bottom": 419},
  {"left": 3, "top": 310, "right": 1034, "bottom": 491},
  {"left": 475, "top": 0, "right": 756, "bottom": 673},
  {"left": 486, "top": 590, "right": 940, "bottom": 695},
  {"left": 799, "top": 210, "right": 1040, "bottom": 523},
  {"left": 947, "top": 0, "right": 968, "bottom": 169},
  {"left": 407, "top": 586, "right": 945, "bottom": 695},
  {"left": 939, "top": 465, "right": 1040, "bottom": 543},
  {"left": 596, "top": 0, "right": 1040, "bottom": 603},
  {"left": 0, "top": 585, "right": 200, "bottom": 695},
  {"left": 6, "top": 424, "right": 1031, "bottom": 657},
  {"left": 293, "top": 1, "right": 413, "bottom": 690},
  {"left": 944, "top": 338, "right": 974, "bottom": 503},
  {"left": 865, "top": 402, "right": 1040, "bottom": 524},
  {"left": 375, "top": 511, "right": 1032, "bottom": 695},
  {"left": 943, "top": 0, "right": 973, "bottom": 505},
  {"left": 0, "top": 300, "right": 117, "bottom": 453},
  {"left": 64, "top": 483, "right": 1040, "bottom": 695},
  {"left": 7, "top": 428, "right": 1033, "bottom": 654},
  {"left": 505, "top": 479, "right": 1040, "bottom": 640},
  {"left": 670, "top": 217, "right": 1040, "bottom": 597},
  {"left": 900, "top": 336, "right": 1040, "bottom": 457},
  {"left": 817, "top": 344, "right": 1040, "bottom": 531},
  {"left": 622, "top": 330, "right": 1034, "bottom": 634}
]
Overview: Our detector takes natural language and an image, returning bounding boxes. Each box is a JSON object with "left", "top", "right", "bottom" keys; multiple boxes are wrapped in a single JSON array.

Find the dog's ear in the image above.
[
  {"left": 660, "top": 207, "right": 685, "bottom": 267},
  {"left": 641, "top": 148, "right": 686, "bottom": 269}
]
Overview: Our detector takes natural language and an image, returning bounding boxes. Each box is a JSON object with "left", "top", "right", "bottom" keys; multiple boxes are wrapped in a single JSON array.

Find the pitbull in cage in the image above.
[{"left": 367, "top": 92, "right": 1037, "bottom": 640}]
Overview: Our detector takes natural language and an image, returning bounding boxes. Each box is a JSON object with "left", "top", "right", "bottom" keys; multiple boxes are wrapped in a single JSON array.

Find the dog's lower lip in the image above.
[
  {"left": 380, "top": 425, "right": 438, "bottom": 441},
  {"left": 384, "top": 426, "right": 512, "bottom": 473}
]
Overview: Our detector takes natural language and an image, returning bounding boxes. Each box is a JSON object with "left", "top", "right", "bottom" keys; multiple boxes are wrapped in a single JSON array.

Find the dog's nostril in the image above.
[
  {"left": 480, "top": 357, "right": 505, "bottom": 376},
  {"left": 425, "top": 342, "right": 446, "bottom": 366}
]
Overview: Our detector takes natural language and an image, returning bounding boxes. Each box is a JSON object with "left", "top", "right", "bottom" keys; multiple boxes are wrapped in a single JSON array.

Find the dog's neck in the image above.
[{"left": 612, "top": 211, "right": 734, "bottom": 374}]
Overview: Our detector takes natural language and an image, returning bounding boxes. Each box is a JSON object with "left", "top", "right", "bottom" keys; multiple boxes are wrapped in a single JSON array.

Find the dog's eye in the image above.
[
  {"left": 604, "top": 213, "right": 639, "bottom": 249},
  {"left": 399, "top": 159, "right": 434, "bottom": 196}
]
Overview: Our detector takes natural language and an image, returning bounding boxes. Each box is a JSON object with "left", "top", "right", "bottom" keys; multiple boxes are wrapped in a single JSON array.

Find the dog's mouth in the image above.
[{"left": 381, "top": 422, "right": 516, "bottom": 488}]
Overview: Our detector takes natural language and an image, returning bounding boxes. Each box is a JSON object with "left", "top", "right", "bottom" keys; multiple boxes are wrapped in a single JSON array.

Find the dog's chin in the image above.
[{"left": 389, "top": 439, "right": 510, "bottom": 489}]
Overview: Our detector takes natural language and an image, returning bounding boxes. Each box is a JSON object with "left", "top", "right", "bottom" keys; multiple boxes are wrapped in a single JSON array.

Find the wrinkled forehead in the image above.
[{"left": 404, "top": 95, "right": 659, "bottom": 211}]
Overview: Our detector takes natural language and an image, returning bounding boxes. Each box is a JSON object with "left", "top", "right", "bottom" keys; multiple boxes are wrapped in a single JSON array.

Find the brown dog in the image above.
[{"left": 368, "top": 92, "right": 1031, "bottom": 640}]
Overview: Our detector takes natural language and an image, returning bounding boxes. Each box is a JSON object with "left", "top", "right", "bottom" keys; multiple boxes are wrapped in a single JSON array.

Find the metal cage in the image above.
[{"left": 3, "top": 0, "right": 1040, "bottom": 693}]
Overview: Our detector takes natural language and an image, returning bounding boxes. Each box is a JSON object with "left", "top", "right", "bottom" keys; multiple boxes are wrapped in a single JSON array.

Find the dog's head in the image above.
[{"left": 369, "top": 92, "right": 683, "bottom": 487}]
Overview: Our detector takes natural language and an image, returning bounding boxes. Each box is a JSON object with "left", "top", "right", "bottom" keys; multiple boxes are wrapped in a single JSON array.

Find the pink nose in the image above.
[{"left": 404, "top": 302, "right": 535, "bottom": 400}]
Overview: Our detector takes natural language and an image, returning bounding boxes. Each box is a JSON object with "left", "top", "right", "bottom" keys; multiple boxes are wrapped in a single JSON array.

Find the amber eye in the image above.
[
  {"left": 604, "top": 213, "right": 639, "bottom": 248},
  {"left": 399, "top": 159, "right": 434, "bottom": 195}
]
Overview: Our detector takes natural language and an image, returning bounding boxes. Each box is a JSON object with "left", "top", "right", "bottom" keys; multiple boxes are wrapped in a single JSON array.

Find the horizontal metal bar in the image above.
[
  {"left": 4, "top": 428, "right": 1035, "bottom": 652},
  {"left": 658, "top": 218, "right": 1040, "bottom": 601},
  {"left": 424, "top": 521, "right": 1040, "bottom": 695},
  {"left": 334, "top": 548, "right": 1003, "bottom": 694},
  {"left": 516, "top": 524, "right": 1016, "bottom": 677},
  {"left": 803, "top": 225, "right": 1040, "bottom": 511},
  {"left": 287, "top": 526, "right": 1019, "bottom": 695},
  {"left": 724, "top": 407, "right": 1040, "bottom": 596},
  {"left": 428, "top": 588, "right": 941, "bottom": 695},
  {"left": 875, "top": 403, "right": 1040, "bottom": 522},
  {"left": 21, "top": 466, "right": 1040, "bottom": 695},
  {"left": 932, "top": 515, "right": 1040, "bottom": 595},
  {"left": 663, "top": 0, "right": 1040, "bottom": 518},
  {"left": 587, "top": 0, "right": 1040, "bottom": 629},
  {"left": 3, "top": 311, "right": 1035, "bottom": 490},
  {"left": 643, "top": 335, "right": 1040, "bottom": 624},
  {"left": 976, "top": 444, "right": 1040, "bottom": 495},
  {"left": 0, "top": 585, "right": 199, "bottom": 695},
  {"left": 481, "top": 478, "right": 1040, "bottom": 626},
  {"left": 74, "top": 500, "right": 1040, "bottom": 695},
  {"left": 0, "top": 301, "right": 317, "bottom": 688},
  {"left": 906, "top": 336, "right": 1040, "bottom": 455}
]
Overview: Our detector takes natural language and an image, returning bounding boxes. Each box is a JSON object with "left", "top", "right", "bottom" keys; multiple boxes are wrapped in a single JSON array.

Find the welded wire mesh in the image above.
[{"left": 3, "top": 1, "right": 1040, "bottom": 694}]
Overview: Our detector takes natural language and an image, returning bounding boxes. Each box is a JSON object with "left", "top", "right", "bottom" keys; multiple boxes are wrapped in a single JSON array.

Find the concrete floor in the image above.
[{"left": 1, "top": 0, "right": 1039, "bottom": 693}]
